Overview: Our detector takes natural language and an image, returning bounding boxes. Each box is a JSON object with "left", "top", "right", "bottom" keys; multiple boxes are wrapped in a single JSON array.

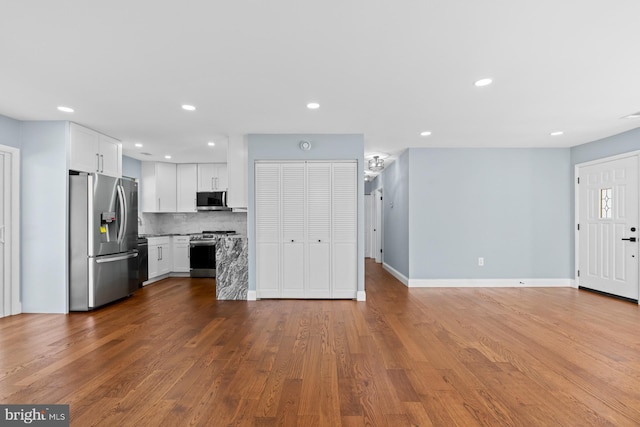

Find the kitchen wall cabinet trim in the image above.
[
  {"left": 227, "top": 135, "right": 248, "bottom": 209},
  {"left": 255, "top": 160, "right": 357, "bottom": 299}
]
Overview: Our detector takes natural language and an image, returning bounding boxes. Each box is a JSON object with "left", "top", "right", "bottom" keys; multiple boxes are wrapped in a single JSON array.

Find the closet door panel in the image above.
[
  {"left": 255, "top": 163, "right": 281, "bottom": 297},
  {"left": 257, "top": 243, "right": 280, "bottom": 298},
  {"left": 306, "top": 163, "right": 332, "bottom": 296},
  {"left": 331, "top": 162, "right": 357, "bottom": 296}
]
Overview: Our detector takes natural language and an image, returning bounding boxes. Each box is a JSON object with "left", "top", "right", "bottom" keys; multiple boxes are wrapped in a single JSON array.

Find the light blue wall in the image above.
[
  {"left": 381, "top": 150, "right": 410, "bottom": 277},
  {"left": 395, "top": 147, "right": 572, "bottom": 279},
  {"left": 247, "top": 134, "right": 365, "bottom": 294},
  {"left": 571, "top": 127, "right": 640, "bottom": 165},
  {"left": 20, "top": 121, "right": 69, "bottom": 313},
  {"left": 122, "top": 155, "right": 141, "bottom": 180},
  {"left": 0, "top": 115, "right": 20, "bottom": 149}
]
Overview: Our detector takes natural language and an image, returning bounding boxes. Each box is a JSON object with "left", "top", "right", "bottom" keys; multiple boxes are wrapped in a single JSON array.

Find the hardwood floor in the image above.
[{"left": 2, "top": 260, "right": 640, "bottom": 426}]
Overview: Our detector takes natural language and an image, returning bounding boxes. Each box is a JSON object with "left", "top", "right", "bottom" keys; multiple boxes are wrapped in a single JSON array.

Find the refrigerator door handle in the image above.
[
  {"left": 117, "top": 185, "right": 126, "bottom": 244},
  {"left": 95, "top": 252, "right": 138, "bottom": 263}
]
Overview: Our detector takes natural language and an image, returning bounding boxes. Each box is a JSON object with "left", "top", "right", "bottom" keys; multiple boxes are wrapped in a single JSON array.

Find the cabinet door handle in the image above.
[
  {"left": 96, "top": 153, "right": 100, "bottom": 172},
  {"left": 158, "top": 199, "right": 161, "bottom": 211},
  {"left": 100, "top": 154, "right": 104, "bottom": 172},
  {"left": 211, "top": 177, "right": 214, "bottom": 190}
]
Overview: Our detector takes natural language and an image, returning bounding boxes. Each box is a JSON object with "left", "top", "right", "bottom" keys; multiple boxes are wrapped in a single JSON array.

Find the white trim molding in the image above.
[
  {"left": 407, "top": 278, "right": 574, "bottom": 288},
  {"left": 356, "top": 290, "right": 367, "bottom": 301},
  {"left": 247, "top": 290, "right": 257, "bottom": 301},
  {"left": 383, "top": 263, "right": 409, "bottom": 286}
]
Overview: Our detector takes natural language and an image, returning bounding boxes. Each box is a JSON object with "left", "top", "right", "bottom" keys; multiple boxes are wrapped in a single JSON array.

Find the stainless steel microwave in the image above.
[{"left": 196, "top": 191, "right": 230, "bottom": 211}]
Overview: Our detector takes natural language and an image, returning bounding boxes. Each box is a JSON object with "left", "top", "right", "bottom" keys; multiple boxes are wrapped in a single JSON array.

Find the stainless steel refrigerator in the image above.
[{"left": 69, "top": 173, "right": 139, "bottom": 311}]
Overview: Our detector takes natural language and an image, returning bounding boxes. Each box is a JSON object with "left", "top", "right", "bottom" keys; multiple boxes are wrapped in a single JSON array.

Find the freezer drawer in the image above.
[{"left": 70, "top": 252, "right": 138, "bottom": 311}]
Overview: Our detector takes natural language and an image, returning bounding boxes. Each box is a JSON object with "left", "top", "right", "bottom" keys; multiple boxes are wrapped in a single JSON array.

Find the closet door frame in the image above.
[{"left": 0, "top": 144, "right": 20, "bottom": 317}]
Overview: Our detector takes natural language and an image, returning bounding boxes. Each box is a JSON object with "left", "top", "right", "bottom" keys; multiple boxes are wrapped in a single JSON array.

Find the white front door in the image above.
[{"left": 578, "top": 155, "right": 639, "bottom": 300}]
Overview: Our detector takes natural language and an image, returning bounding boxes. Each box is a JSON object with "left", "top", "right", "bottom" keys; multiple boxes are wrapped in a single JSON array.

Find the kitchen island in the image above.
[{"left": 215, "top": 235, "right": 248, "bottom": 300}]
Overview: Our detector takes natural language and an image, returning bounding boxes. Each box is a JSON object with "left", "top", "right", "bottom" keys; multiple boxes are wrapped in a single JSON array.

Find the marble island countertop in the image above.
[{"left": 215, "top": 236, "right": 248, "bottom": 300}]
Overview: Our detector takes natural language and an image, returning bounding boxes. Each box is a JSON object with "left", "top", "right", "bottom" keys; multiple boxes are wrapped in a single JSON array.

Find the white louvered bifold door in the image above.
[
  {"left": 281, "top": 163, "right": 306, "bottom": 297},
  {"left": 332, "top": 162, "right": 358, "bottom": 298},
  {"left": 255, "top": 163, "right": 281, "bottom": 298},
  {"left": 306, "top": 163, "right": 332, "bottom": 298}
]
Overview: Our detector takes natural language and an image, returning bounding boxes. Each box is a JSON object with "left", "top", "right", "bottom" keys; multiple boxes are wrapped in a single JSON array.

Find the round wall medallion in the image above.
[{"left": 299, "top": 140, "right": 311, "bottom": 151}]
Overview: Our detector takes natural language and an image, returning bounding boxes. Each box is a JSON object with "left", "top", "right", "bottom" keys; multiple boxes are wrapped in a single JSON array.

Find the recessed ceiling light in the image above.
[
  {"left": 623, "top": 112, "right": 640, "bottom": 119},
  {"left": 306, "top": 102, "right": 320, "bottom": 109},
  {"left": 550, "top": 131, "right": 564, "bottom": 136},
  {"left": 181, "top": 104, "right": 196, "bottom": 111},
  {"left": 164, "top": 155, "right": 172, "bottom": 159},
  {"left": 420, "top": 131, "right": 432, "bottom": 136},
  {"left": 57, "top": 106, "right": 74, "bottom": 113},
  {"left": 474, "top": 78, "right": 493, "bottom": 87},
  {"left": 134, "top": 143, "right": 143, "bottom": 148},
  {"left": 208, "top": 141, "right": 215, "bottom": 146}
]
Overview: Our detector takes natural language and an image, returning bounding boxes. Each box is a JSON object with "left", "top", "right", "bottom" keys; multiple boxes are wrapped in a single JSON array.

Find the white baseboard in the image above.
[
  {"left": 570, "top": 279, "right": 578, "bottom": 288},
  {"left": 247, "top": 290, "right": 257, "bottom": 301},
  {"left": 357, "top": 291, "right": 366, "bottom": 301},
  {"left": 382, "top": 263, "right": 409, "bottom": 286},
  {"left": 407, "top": 278, "right": 574, "bottom": 288}
]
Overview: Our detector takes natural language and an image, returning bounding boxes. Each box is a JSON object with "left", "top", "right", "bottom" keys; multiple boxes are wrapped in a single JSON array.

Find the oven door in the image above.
[{"left": 190, "top": 241, "right": 216, "bottom": 278}]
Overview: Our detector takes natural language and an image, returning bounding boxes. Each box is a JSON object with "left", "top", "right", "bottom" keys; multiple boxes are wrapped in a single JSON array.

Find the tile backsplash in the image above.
[{"left": 140, "top": 211, "right": 247, "bottom": 236}]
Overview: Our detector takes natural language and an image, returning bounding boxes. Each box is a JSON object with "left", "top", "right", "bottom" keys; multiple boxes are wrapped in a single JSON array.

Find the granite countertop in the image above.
[{"left": 140, "top": 233, "right": 247, "bottom": 238}]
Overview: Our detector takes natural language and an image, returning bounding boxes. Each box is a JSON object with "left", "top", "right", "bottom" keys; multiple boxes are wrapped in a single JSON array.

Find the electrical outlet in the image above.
[{"left": 478, "top": 257, "right": 484, "bottom": 267}]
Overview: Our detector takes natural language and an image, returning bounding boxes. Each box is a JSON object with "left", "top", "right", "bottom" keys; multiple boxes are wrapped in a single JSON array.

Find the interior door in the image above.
[
  {"left": 307, "top": 162, "right": 332, "bottom": 298},
  {"left": 578, "top": 155, "right": 639, "bottom": 300},
  {"left": 255, "top": 163, "right": 281, "bottom": 298},
  {"left": 281, "top": 163, "right": 305, "bottom": 298},
  {"left": 0, "top": 153, "right": 5, "bottom": 317}
]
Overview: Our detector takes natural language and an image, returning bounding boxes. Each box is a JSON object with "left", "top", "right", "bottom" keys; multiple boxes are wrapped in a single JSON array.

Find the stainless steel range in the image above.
[{"left": 189, "top": 230, "right": 237, "bottom": 278}]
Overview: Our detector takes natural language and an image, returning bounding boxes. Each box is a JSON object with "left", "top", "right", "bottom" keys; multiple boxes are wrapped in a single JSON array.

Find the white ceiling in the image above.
[{"left": 1, "top": 1, "right": 639, "bottom": 164}]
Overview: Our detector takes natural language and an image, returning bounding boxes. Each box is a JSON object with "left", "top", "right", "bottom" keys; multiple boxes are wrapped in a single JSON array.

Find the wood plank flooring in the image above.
[{"left": 2, "top": 259, "right": 640, "bottom": 426}]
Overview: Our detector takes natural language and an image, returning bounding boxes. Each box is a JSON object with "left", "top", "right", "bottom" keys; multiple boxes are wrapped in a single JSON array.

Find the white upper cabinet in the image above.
[
  {"left": 176, "top": 164, "right": 197, "bottom": 212},
  {"left": 141, "top": 162, "right": 177, "bottom": 212},
  {"left": 198, "top": 163, "right": 228, "bottom": 191},
  {"left": 69, "top": 123, "right": 121, "bottom": 177},
  {"left": 227, "top": 135, "right": 248, "bottom": 209}
]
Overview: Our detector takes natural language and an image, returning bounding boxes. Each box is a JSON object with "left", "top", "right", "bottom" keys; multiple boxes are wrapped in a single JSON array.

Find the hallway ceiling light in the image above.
[
  {"left": 57, "top": 106, "right": 74, "bottom": 113},
  {"left": 623, "top": 112, "right": 640, "bottom": 119},
  {"left": 368, "top": 155, "right": 384, "bottom": 171},
  {"left": 306, "top": 102, "right": 320, "bottom": 109},
  {"left": 420, "top": 131, "right": 432, "bottom": 136},
  {"left": 181, "top": 104, "right": 196, "bottom": 111},
  {"left": 550, "top": 131, "right": 564, "bottom": 136}
]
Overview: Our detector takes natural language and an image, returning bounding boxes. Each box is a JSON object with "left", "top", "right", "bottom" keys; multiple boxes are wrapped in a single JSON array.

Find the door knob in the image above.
[{"left": 621, "top": 237, "right": 637, "bottom": 242}]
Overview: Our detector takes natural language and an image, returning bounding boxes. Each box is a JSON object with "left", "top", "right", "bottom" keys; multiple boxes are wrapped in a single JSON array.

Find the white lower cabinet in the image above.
[
  {"left": 148, "top": 237, "right": 171, "bottom": 280},
  {"left": 255, "top": 161, "right": 357, "bottom": 299},
  {"left": 172, "top": 236, "right": 190, "bottom": 273}
]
